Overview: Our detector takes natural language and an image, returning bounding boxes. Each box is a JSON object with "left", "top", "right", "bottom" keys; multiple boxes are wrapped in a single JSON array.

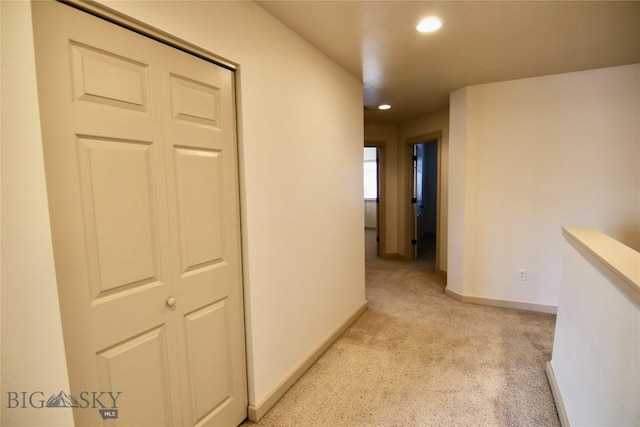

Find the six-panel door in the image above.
[{"left": 32, "top": 2, "right": 247, "bottom": 425}]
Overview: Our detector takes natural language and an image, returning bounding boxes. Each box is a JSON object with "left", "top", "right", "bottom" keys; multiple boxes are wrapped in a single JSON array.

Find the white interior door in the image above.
[{"left": 32, "top": 2, "right": 247, "bottom": 425}]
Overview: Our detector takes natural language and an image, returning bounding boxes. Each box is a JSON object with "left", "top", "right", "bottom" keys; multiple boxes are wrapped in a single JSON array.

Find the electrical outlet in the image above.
[{"left": 518, "top": 269, "right": 527, "bottom": 281}]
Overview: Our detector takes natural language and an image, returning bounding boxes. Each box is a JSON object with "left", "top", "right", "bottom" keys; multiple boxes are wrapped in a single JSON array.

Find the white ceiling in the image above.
[{"left": 257, "top": 1, "right": 640, "bottom": 125}]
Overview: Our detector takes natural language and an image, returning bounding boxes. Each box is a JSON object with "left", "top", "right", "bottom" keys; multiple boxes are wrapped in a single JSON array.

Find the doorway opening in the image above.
[
  {"left": 413, "top": 142, "right": 438, "bottom": 259},
  {"left": 405, "top": 132, "right": 441, "bottom": 270},
  {"left": 363, "top": 141, "right": 385, "bottom": 258}
]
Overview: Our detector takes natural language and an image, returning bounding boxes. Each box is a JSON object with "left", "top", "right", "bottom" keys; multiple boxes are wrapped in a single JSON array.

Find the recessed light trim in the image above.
[
  {"left": 416, "top": 17, "right": 443, "bottom": 33},
  {"left": 378, "top": 104, "right": 392, "bottom": 110}
]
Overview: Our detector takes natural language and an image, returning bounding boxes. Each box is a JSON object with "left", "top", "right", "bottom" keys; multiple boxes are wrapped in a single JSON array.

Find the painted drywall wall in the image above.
[
  {"left": 1, "top": 2, "right": 73, "bottom": 425},
  {"left": 3, "top": 0, "right": 365, "bottom": 416},
  {"left": 364, "top": 124, "right": 400, "bottom": 255},
  {"left": 448, "top": 64, "right": 640, "bottom": 307},
  {"left": 551, "top": 235, "right": 639, "bottom": 425},
  {"left": 447, "top": 90, "right": 470, "bottom": 296},
  {"left": 398, "top": 109, "right": 450, "bottom": 271}
]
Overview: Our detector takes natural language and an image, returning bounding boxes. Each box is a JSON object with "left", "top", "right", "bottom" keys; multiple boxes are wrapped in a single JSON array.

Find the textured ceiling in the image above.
[{"left": 257, "top": 1, "right": 640, "bottom": 125}]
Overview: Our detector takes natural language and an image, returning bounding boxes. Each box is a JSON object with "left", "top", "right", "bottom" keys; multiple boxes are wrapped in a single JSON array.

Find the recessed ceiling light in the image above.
[
  {"left": 416, "top": 17, "right": 442, "bottom": 33},
  {"left": 378, "top": 104, "right": 391, "bottom": 110}
]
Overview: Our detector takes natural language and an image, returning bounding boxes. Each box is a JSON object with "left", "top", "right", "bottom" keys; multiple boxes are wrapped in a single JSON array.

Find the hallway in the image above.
[{"left": 242, "top": 231, "right": 560, "bottom": 426}]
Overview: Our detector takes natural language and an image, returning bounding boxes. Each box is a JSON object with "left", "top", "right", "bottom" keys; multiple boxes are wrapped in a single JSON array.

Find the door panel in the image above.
[
  {"left": 160, "top": 47, "right": 246, "bottom": 426},
  {"left": 32, "top": 2, "right": 246, "bottom": 426},
  {"left": 32, "top": 6, "right": 180, "bottom": 425},
  {"left": 184, "top": 300, "right": 233, "bottom": 424},
  {"left": 97, "top": 326, "right": 176, "bottom": 426},
  {"left": 173, "top": 147, "right": 225, "bottom": 271},
  {"left": 77, "top": 136, "right": 161, "bottom": 297},
  {"left": 170, "top": 74, "right": 221, "bottom": 128},
  {"left": 70, "top": 41, "right": 150, "bottom": 113}
]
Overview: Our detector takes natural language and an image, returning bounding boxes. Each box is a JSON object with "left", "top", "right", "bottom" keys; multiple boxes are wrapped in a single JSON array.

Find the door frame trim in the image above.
[
  {"left": 63, "top": 0, "right": 237, "bottom": 71},
  {"left": 404, "top": 131, "right": 442, "bottom": 270}
]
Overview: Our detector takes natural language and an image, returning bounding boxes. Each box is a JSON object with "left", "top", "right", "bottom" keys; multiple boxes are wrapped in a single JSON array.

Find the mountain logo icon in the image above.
[{"left": 45, "top": 391, "right": 79, "bottom": 408}]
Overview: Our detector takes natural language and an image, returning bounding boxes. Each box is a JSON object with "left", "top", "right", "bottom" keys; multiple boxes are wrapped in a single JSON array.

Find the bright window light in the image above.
[{"left": 363, "top": 147, "right": 377, "bottom": 199}]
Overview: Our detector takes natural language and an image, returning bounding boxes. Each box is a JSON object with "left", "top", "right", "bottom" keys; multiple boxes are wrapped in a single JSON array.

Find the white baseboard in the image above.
[
  {"left": 247, "top": 301, "right": 369, "bottom": 422},
  {"left": 444, "top": 287, "right": 557, "bottom": 314},
  {"left": 546, "top": 361, "right": 570, "bottom": 427}
]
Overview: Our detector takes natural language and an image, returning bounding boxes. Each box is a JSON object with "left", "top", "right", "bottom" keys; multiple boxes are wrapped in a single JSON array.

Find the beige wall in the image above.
[
  {"left": 448, "top": 64, "right": 640, "bottom": 307},
  {"left": 1, "top": 0, "right": 366, "bottom": 420},
  {"left": 1, "top": 2, "right": 73, "bottom": 425},
  {"left": 447, "top": 89, "right": 471, "bottom": 296}
]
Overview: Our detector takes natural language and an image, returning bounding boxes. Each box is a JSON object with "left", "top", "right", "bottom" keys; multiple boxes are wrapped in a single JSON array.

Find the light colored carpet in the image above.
[{"left": 241, "top": 230, "right": 560, "bottom": 426}]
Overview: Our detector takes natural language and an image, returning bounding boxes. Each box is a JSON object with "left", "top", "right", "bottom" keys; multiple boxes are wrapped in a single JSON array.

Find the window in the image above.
[{"left": 363, "top": 147, "right": 377, "bottom": 199}]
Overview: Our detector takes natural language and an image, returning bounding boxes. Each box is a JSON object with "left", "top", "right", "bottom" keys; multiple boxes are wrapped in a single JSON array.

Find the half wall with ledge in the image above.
[{"left": 546, "top": 226, "right": 639, "bottom": 426}]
